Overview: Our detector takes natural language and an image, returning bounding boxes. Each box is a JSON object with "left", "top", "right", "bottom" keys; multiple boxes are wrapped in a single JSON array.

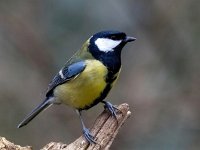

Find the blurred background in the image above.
[{"left": 0, "top": 0, "right": 199, "bottom": 149}]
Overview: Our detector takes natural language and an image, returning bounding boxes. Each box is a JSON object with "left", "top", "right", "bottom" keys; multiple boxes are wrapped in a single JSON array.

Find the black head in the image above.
[
  {"left": 89, "top": 30, "right": 135, "bottom": 57},
  {"left": 88, "top": 30, "right": 136, "bottom": 72}
]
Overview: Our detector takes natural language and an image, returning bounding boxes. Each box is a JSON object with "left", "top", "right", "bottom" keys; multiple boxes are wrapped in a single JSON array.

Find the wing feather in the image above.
[{"left": 46, "top": 61, "right": 86, "bottom": 97}]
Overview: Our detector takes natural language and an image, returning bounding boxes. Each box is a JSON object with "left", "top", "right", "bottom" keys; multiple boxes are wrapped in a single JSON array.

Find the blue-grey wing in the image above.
[{"left": 46, "top": 61, "right": 86, "bottom": 97}]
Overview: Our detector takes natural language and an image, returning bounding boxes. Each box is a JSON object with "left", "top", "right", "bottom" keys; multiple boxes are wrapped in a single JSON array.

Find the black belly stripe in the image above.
[{"left": 79, "top": 70, "right": 118, "bottom": 110}]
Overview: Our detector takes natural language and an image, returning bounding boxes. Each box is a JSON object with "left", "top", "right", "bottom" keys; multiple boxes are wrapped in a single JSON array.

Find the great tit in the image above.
[{"left": 18, "top": 30, "right": 136, "bottom": 144}]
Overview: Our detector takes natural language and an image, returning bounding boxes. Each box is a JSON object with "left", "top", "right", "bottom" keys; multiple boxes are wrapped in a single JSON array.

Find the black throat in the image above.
[{"left": 89, "top": 42, "right": 123, "bottom": 76}]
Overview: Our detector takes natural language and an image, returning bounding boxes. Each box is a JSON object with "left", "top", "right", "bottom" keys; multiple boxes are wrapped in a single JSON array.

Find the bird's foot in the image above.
[
  {"left": 102, "top": 101, "right": 119, "bottom": 119},
  {"left": 83, "top": 126, "right": 96, "bottom": 144}
]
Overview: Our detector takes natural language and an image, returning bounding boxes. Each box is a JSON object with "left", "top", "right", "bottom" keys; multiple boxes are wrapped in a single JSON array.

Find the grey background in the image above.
[{"left": 0, "top": 0, "right": 199, "bottom": 149}]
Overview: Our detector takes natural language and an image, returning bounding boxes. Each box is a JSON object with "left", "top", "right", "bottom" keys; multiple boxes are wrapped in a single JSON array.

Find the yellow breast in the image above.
[{"left": 54, "top": 60, "right": 108, "bottom": 109}]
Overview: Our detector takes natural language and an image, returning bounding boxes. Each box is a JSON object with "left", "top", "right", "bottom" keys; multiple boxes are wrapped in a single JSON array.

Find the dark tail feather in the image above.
[{"left": 17, "top": 98, "right": 52, "bottom": 128}]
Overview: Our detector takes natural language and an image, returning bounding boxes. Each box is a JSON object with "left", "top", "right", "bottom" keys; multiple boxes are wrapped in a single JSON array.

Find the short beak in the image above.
[{"left": 124, "top": 36, "right": 136, "bottom": 42}]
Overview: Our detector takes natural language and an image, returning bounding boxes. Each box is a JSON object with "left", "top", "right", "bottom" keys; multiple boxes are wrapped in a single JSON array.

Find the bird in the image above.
[{"left": 17, "top": 30, "right": 136, "bottom": 144}]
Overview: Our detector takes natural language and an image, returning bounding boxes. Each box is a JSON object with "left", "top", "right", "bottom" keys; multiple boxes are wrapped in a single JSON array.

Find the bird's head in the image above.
[{"left": 88, "top": 30, "right": 136, "bottom": 57}]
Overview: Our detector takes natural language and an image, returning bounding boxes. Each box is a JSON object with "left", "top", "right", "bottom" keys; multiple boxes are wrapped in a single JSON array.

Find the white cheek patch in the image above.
[{"left": 95, "top": 38, "right": 122, "bottom": 52}]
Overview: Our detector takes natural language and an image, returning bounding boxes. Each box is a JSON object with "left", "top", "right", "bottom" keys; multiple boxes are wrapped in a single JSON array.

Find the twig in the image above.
[{"left": 0, "top": 103, "right": 131, "bottom": 150}]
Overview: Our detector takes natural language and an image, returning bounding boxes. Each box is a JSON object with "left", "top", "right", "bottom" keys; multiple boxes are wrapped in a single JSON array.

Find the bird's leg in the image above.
[
  {"left": 102, "top": 101, "right": 119, "bottom": 119},
  {"left": 76, "top": 110, "right": 96, "bottom": 144}
]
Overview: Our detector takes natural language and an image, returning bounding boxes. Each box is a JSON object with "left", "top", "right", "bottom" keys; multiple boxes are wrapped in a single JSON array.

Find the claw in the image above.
[
  {"left": 83, "top": 126, "right": 96, "bottom": 144},
  {"left": 103, "top": 101, "right": 119, "bottom": 119}
]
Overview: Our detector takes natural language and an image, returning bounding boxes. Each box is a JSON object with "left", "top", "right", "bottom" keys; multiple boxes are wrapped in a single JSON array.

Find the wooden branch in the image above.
[
  {"left": 0, "top": 103, "right": 131, "bottom": 150},
  {"left": 0, "top": 137, "right": 31, "bottom": 150},
  {"left": 42, "top": 103, "right": 131, "bottom": 150}
]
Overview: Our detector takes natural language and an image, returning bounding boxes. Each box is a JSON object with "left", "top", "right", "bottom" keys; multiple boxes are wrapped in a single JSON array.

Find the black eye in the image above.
[{"left": 110, "top": 35, "right": 118, "bottom": 40}]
